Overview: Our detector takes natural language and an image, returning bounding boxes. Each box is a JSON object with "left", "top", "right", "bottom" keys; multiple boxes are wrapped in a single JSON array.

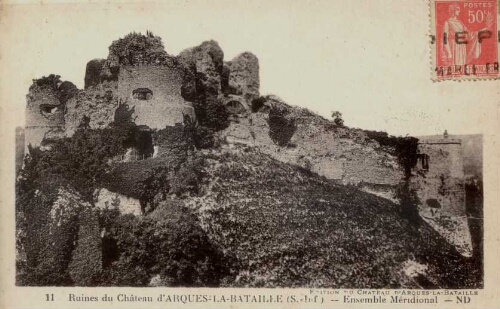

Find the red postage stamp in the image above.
[{"left": 431, "top": 0, "right": 499, "bottom": 80}]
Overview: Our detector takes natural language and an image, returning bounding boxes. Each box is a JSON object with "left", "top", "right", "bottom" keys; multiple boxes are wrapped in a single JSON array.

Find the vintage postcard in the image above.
[{"left": 0, "top": 0, "right": 499, "bottom": 308}]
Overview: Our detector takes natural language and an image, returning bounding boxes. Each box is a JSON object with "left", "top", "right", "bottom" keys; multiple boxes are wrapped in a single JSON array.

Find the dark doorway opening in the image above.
[{"left": 135, "top": 127, "right": 154, "bottom": 160}]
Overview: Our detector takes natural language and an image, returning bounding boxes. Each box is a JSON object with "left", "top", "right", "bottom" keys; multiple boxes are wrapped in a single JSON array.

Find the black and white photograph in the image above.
[{"left": 1, "top": 0, "right": 499, "bottom": 308}]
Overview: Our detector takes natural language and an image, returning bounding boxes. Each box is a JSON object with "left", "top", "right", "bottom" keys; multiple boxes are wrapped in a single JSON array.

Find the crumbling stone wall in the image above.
[
  {"left": 178, "top": 40, "right": 224, "bottom": 103},
  {"left": 64, "top": 91, "right": 119, "bottom": 137},
  {"left": 222, "top": 105, "right": 403, "bottom": 188},
  {"left": 25, "top": 87, "right": 66, "bottom": 149},
  {"left": 84, "top": 59, "right": 108, "bottom": 90},
  {"left": 116, "top": 65, "right": 195, "bottom": 130},
  {"left": 225, "top": 52, "right": 260, "bottom": 104},
  {"left": 26, "top": 38, "right": 258, "bottom": 152}
]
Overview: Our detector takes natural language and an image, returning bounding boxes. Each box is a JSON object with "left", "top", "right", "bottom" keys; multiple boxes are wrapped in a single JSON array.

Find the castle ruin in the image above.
[
  {"left": 25, "top": 81, "right": 71, "bottom": 149},
  {"left": 23, "top": 32, "right": 472, "bottom": 256},
  {"left": 411, "top": 134, "right": 472, "bottom": 256},
  {"left": 24, "top": 33, "right": 259, "bottom": 156}
]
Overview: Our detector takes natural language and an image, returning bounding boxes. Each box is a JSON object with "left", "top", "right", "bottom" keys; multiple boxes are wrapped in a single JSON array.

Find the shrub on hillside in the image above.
[
  {"left": 30, "top": 74, "right": 78, "bottom": 104},
  {"left": 103, "top": 159, "right": 171, "bottom": 202},
  {"left": 29, "top": 127, "right": 125, "bottom": 199},
  {"left": 31, "top": 74, "right": 62, "bottom": 91},
  {"left": 181, "top": 113, "right": 219, "bottom": 149},
  {"left": 136, "top": 166, "right": 171, "bottom": 213},
  {"left": 170, "top": 154, "right": 205, "bottom": 197},
  {"left": 268, "top": 106, "right": 297, "bottom": 147},
  {"left": 98, "top": 201, "right": 234, "bottom": 286},
  {"left": 153, "top": 122, "right": 195, "bottom": 155},
  {"left": 192, "top": 98, "right": 230, "bottom": 132},
  {"left": 103, "top": 151, "right": 204, "bottom": 212},
  {"left": 194, "top": 126, "right": 217, "bottom": 149},
  {"left": 393, "top": 137, "right": 419, "bottom": 178},
  {"left": 58, "top": 81, "right": 79, "bottom": 104},
  {"left": 331, "top": 111, "right": 344, "bottom": 127}
]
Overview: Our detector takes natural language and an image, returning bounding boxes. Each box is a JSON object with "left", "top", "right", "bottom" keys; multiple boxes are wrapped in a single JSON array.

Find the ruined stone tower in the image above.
[
  {"left": 411, "top": 134, "right": 472, "bottom": 256},
  {"left": 24, "top": 78, "right": 76, "bottom": 150},
  {"left": 413, "top": 137, "right": 465, "bottom": 215},
  {"left": 116, "top": 65, "right": 195, "bottom": 130}
]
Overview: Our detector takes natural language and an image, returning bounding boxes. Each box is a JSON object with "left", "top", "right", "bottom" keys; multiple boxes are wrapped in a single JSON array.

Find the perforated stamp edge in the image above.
[{"left": 429, "top": 0, "right": 500, "bottom": 81}]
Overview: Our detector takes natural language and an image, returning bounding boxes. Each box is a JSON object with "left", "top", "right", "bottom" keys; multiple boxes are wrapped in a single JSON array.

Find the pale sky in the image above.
[{"left": 1, "top": 0, "right": 499, "bottom": 136}]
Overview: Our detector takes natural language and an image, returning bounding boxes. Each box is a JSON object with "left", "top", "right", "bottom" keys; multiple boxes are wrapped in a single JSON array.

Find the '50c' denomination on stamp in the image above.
[{"left": 431, "top": 0, "right": 499, "bottom": 80}]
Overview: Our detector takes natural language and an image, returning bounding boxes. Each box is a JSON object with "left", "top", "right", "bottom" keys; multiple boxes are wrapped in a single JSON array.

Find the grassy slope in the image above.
[{"left": 189, "top": 145, "right": 480, "bottom": 288}]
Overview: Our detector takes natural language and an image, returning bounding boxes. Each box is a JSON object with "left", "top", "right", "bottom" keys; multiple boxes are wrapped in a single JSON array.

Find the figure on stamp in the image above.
[{"left": 442, "top": 3, "right": 485, "bottom": 65}]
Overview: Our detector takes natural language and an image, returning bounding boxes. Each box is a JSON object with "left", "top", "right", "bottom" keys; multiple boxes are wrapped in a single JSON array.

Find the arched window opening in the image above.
[
  {"left": 426, "top": 198, "right": 441, "bottom": 216},
  {"left": 132, "top": 88, "right": 153, "bottom": 101},
  {"left": 40, "top": 104, "right": 59, "bottom": 117},
  {"left": 226, "top": 100, "right": 246, "bottom": 114}
]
